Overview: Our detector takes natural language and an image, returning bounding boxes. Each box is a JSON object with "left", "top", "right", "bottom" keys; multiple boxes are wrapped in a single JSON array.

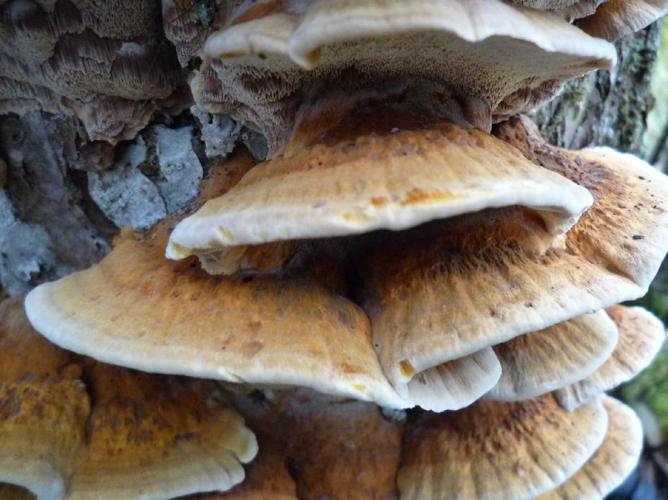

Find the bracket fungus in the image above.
[
  {"left": 4, "top": 0, "right": 668, "bottom": 498},
  {"left": 0, "top": 297, "right": 258, "bottom": 499},
  {"left": 540, "top": 396, "right": 644, "bottom": 500},
  {"left": 556, "top": 305, "right": 666, "bottom": 410},
  {"left": 193, "top": 0, "right": 616, "bottom": 155}
]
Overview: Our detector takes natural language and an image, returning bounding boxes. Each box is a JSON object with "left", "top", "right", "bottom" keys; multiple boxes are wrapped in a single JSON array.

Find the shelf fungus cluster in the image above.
[{"left": 2, "top": 0, "right": 668, "bottom": 498}]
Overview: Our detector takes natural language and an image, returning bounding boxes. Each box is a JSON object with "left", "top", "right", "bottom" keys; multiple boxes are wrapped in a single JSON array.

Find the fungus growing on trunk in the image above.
[
  {"left": 0, "top": 297, "right": 258, "bottom": 499},
  {"left": 556, "top": 305, "right": 666, "bottom": 410}
]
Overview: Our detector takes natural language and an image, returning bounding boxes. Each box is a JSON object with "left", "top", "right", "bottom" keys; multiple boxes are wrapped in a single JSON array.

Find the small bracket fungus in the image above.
[
  {"left": 193, "top": 0, "right": 616, "bottom": 154},
  {"left": 397, "top": 395, "right": 609, "bottom": 499},
  {"left": 0, "top": 297, "right": 258, "bottom": 499},
  {"left": 577, "top": 0, "right": 668, "bottom": 41},
  {"left": 540, "top": 396, "right": 644, "bottom": 499},
  {"left": 556, "top": 305, "right": 666, "bottom": 410},
  {"left": 489, "top": 310, "right": 619, "bottom": 401}
]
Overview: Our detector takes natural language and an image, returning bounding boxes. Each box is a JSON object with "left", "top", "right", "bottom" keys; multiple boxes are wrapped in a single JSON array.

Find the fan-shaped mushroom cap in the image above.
[
  {"left": 167, "top": 119, "right": 591, "bottom": 261},
  {"left": 0, "top": 297, "right": 88, "bottom": 500},
  {"left": 556, "top": 305, "right": 665, "bottom": 410},
  {"left": 0, "top": 297, "right": 259, "bottom": 499},
  {"left": 489, "top": 310, "right": 619, "bottom": 401},
  {"left": 397, "top": 395, "right": 609, "bottom": 499},
  {"left": 577, "top": 0, "right": 668, "bottom": 41},
  {"left": 360, "top": 117, "right": 668, "bottom": 394},
  {"left": 24, "top": 152, "right": 407, "bottom": 409},
  {"left": 68, "top": 366, "right": 258, "bottom": 500},
  {"left": 197, "top": 0, "right": 615, "bottom": 154},
  {"left": 541, "top": 396, "right": 644, "bottom": 499}
]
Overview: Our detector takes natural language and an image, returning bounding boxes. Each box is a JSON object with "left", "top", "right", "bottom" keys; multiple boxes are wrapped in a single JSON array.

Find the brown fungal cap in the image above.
[
  {"left": 577, "top": 0, "right": 668, "bottom": 41},
  {"left": 196, "top": 0, "right": 615, "bottom": 154},
  {"left": 556, "top": 305, "right": 666, "bottom": 410},
  {"left": 0, "top": 297, "right": 258, "bottom": 499},
  {"left": 25, "top": 152, "right": 407, "bottom": 409},
  {"left": 398, "top": 395, "right": 609, "bottom": 499},
  {"left": 167, "top": 120, "right": 591, "bottom": 261},
  {"left": 489, "top": 310, "right": 619, "bottom": 401},
  {"left": 360, "top": 116, "right": 668, "bottom": 394},
  {"left": 540, "top": 396, "right": 644, "bottom": 499}
]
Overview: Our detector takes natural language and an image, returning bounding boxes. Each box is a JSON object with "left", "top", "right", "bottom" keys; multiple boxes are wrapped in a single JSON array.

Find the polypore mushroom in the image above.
[
  {"left": 356, "top": 116, "right": 668, "bottom": 406},
  {"left": 0, "top": 0, "right": 182, "bottom": 143},
  {"left": 489, "top": 310, "right": 619, "bottom": 401},
  {"left": 193, "top": 0, "right": 616, "bottom": 155},
  {"left": 557, "top": 305, "right": 665, "bottom": 410},
  {"left": 24, "top": 151, "right": 407, "bottom": 409},
  {"left": 540, "top": 396, "right": 644, "bottom": 499},
  {"left": 577, "top": 0, "right": 668, "bottom": 41},
  {"left": 397, "top": 394, "right": 609, "bottom": 499},
  {"left": 166, "top": 119, "right": 592, "bottom": 263},
  {"left": 0, "top": 297, "right": 258, "bottom": 499}
]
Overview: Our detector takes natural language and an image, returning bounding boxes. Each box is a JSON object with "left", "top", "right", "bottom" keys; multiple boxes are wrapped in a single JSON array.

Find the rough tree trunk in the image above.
[{"left": 0, "top": 24, "right": 662, "bottom": 297}]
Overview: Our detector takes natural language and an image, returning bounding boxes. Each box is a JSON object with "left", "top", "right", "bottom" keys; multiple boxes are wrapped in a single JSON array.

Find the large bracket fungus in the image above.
[
  {"left": 3, "top": 0, "right": 668, "bottom": 498},
  {"left": 0, "top": 297, "right": 258, "bottom": 499}
]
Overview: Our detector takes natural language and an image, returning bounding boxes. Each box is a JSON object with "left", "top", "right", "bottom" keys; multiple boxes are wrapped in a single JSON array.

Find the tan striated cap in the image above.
[
  {"left": 398, "top": 395, "right": 609, "bottom": 499},
  {"left": 360, "top": 117, "right": 668, "bottom": 394},
  {"left": 0, "top": 297, "right": 88, "bottom": 500},
  {"left": 489, "top": 310, "right": 619, "bottom": 401},
  {"left": 0, "top": 297, "right": 259, "bottom": 499},
  {"left": 556, "top": 305, "right": 665, "bottom": 410},
  {"left": 196, "top": 0, "right": 615, "bottom": 154},
  {"left": 25, "top": 153, "right": 407, "bottom": 409},
  {"left": 166, "top": 121, "right": 592, "bottom": 261},
  {"left": 577, "top": 0, "right": 668, "bottom": 41},
  {"left": 67, "top": 366, "right": 257, "bottom": 500},
  {"left": 540, "top": 396, "right": 644, "bottom": 500}
]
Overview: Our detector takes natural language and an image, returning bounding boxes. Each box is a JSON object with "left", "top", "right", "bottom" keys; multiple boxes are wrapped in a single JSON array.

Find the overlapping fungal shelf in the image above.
[{"left": 2, "top": 0, "right": 668, "bottom": 498}]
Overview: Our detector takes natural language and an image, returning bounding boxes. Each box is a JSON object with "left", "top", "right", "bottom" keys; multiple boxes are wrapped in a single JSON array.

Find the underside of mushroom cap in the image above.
[
  {"left": 577, "top": 0, "right": 668, "bottom": 41},
  {"left": 398, "top": 394, "right": 609, "bottom": 499},
  {"left": 556, "top": 305, "right": 666, "bottom": 410},
  {"left": 511, "top": 0, "right": 607, "bottom": 20},
  {"left": 362, "top": 116, "right": 668, "bottom": 389},
  {"left": 166, "top": 119, "right": 591, "bottom": 260},
  {"left": 0, "top": 296, "right": 259, "bottom": 500},
  {"left": 24, "top": 152, "right": 407, "bottom": 410},
  {"left": 540, "top": 396, "right": 644, "bottom": 499},
  {"left": 0, "top": 0, "right": 181, "bottom": 143},
  {"left": 489, "top": 310, "right": 619, "bottom": 401},
  {"left": 196, "top": 0, "right": 615, "bottom": 154}
]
